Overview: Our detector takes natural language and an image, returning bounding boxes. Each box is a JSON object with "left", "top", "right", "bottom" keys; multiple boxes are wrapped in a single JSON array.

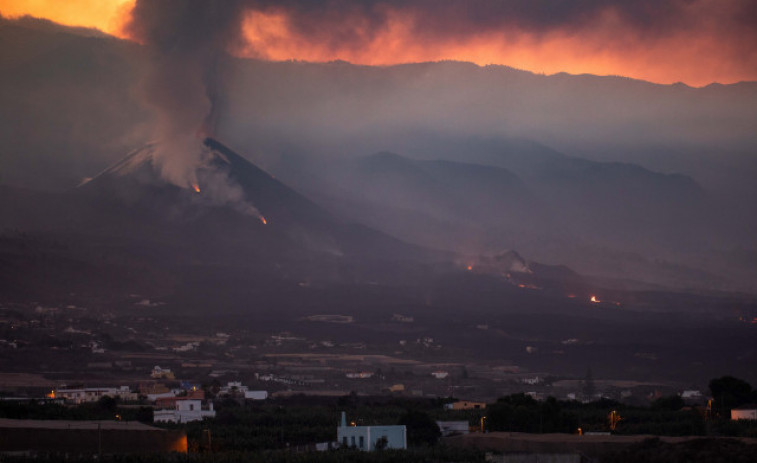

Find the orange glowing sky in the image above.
[
  {"left": 0, "top": 0, "right": 133, "bottom": 37},
  {"left": 2, "top": 0, "right": 755, "bottom": 86}
]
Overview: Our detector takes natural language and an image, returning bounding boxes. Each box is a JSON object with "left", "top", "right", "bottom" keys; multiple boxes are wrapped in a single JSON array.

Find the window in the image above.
[
  {"left": 343, "top": 437, "right": 347, "bottom": 447},
  {"left": 359, "top": 436, "right": 364, "bottom": 448},
  {"left": 351, "top": 436, "right": 355, "bottom": 447}
]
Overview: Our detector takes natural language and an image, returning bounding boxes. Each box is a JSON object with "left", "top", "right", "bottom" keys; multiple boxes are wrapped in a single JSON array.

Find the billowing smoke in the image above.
[{"left": 124, "top": 0, "right": 247, "bottom": 188}]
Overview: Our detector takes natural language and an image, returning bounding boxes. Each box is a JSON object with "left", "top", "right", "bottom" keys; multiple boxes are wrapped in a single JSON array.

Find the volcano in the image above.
[
  {"left": 0, "top": 138, "right": 443, "bottom": 300},
  {"left": 0, "top": 138, "right": 592, "bottom": 308},
  {"left": 70, "top": 138, "right": 433, "bottom": 260}
]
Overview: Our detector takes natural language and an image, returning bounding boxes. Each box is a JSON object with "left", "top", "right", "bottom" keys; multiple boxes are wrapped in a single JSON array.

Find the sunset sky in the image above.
[{"left": 1, "top": 0, "right": 756, "bottom": 86}]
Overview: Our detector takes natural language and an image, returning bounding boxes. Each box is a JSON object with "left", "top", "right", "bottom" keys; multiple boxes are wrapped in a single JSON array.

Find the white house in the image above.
[
  {"left": 154, "top": 399, "right": 216, "bottom": 423},
  {"left": 219, "top": 381, "right": 247, "bottom": 396},
  {"left": 244, "top": 390, "right": 268, "bottom": 400},
  {"left": 337, "top": 412, "right": 406, "bottom": 451},
  {"left": 731, "top": 405, "right": 757, "bottom": 420}
]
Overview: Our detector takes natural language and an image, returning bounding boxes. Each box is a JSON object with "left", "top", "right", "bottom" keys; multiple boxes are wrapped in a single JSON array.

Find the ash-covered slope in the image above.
[
  {"left": 0, "top": 138, "right": 445, "bottom": 300},
  {"left": 71, "top": 137, "right": 433, "bottom": 262}
]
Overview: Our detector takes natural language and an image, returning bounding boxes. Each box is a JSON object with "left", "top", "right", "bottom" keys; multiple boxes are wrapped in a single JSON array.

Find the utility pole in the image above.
[
  {"left": 204, "top": 428, "right": 214, "bottom": 463},
  {"left": 97, "top": 422, "right": 102, "bottom": 459}
]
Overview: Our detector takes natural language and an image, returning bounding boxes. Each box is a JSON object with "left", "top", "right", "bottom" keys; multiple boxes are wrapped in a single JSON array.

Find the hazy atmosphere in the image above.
[{"left": 0, "top": 1, "right": 756, "bottom": 461}]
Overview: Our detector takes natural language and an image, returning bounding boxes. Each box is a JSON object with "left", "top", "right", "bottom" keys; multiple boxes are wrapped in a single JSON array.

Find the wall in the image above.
[{"left": 0, "top": 428, "right": 187, "bottom": 454}]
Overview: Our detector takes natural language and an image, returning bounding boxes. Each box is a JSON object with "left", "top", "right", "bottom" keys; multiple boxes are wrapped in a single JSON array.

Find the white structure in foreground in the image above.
[
  {"left": 337, "top": 411, "right": 406, "bottom": 451},
  {"left": 154, "top": 399, "right": 215, "bottom": 423},
  {"left": 731, "top": 405, "right": 757, "bottom": 420}
]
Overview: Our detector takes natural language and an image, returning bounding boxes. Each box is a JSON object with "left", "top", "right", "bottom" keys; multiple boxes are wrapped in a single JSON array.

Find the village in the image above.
[
  {"left": 2, "top": 298, "right": 756, "bottom": 461},
  {"left": 0, "top": 298, "right": 711, "bottom": 407}
]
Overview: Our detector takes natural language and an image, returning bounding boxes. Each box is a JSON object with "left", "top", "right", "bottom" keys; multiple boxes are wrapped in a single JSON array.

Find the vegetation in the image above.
[
  {"left": 0, "top": 446, "right": 486, "bottom": 463},
  {"left": 487, "top": 394, "right": 578, "bottom": 433},
  {"left": 485, "top": 393, "right": 757, "bottom": 437},
  {"left": 398, "top": 409, "right": 441, "bottom": 446},
  {"left": 603, "top": 437, "right": 757, "bottom": 463},
  {"left": 0, "top": 396, "right": 152, "bottom": 423},
  {"left": 709, "top": 376, "right": 757, "bottom": 418},
  {"left": 2, "top": 377, "right": 757, "bottom": 461}
]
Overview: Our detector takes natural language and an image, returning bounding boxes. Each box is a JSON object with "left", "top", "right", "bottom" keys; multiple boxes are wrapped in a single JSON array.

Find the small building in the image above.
[
  {"left": 680, "top": 390, "right": 702, "bottom": 400},
  {"left": 731, "top": 405, "right": 757, "bottom": 420},
  {"left": 337, "top": 412, "right": 406, "bottom": 451},
  {"left": 445, "top": 400, "right": 486, "bottom": 410},
  {"left": 54, "top": 386, "right": 137, "bottom": 404},
  {"left": 244, "top": 390, "right": 268, "bottom": 400},
  {"left": 436, "top": 420, "right": 469, "bottom": 437},
  {"left": 431, "top": 371, "right": 449, "bottom": 379},
  {"left": 219, "top": 381, "right": 247, "bottom": 397},
  {"left": 151, "top": 366, "right": 175, "bottom": 379},
  {"left": 154, "top": 399, "right": 215, "bottom": 424}
]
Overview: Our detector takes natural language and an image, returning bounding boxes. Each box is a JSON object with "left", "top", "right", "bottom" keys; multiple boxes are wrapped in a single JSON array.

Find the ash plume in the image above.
[{"left": 124, "top": 0, "right": 247, "bottom": 188}]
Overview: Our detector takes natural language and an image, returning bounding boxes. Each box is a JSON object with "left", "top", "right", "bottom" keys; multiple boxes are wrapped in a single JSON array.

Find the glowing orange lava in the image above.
[
  {"left": 260, "top": 217, "right": 267, "bottom": 225},
  {"left": 191, "top": 184, "right": 200, "bottom": 193},
  {"left": 466, "top": 265, "right": 473, "bottom": 271},
  {"left": 590, "top": 296, "right": 600, "bottom": 303}
]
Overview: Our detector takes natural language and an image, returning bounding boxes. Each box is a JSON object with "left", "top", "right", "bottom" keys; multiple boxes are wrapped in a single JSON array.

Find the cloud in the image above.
[
  {"left": 236, "top": 0, "right": 757, "bottom": 85},
  {"left": 4, "top": 0, "right": 755, "bottom": 85}
]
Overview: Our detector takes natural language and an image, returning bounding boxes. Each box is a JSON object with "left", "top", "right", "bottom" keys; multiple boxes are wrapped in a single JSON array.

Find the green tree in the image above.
[
  {"left": 398, "top": 409, "right": 441, "bottom": 446},
  {"left": 651, "top": 395, "right": 685, "bottom": 411},
  {"left": 97, "top": 395, "right": 118, "bottom": 412},
  {"left": 709, "top": 376, "right": 753, "bottom": 415}
]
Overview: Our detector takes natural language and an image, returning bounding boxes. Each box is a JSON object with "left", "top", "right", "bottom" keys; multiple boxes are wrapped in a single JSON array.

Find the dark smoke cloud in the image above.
[
  {"left": 124, "top": 0, "right": 247, "bottom": 187},
  {"left": 247, "top": 0, "right": 754, "bottom": 40},
  {"left": 231, "top": 0, "right": 756, "bottom": 86},
  {"left": 121, "top": 0, "right": 756, "bottom": 187},
  {"left": 123, "top": 0, "right": 757, "bottom": 148}
]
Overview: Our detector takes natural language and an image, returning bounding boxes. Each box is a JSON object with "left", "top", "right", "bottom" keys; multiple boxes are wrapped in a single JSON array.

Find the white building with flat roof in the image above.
[
  {"left": 154, "top": 399, "right": 215, "bottom": 423},
  {"left": 337, "top": 412, "right": 406, "bottom": 451},
  {"left": 244, "top": 390, "right": 268, "bottom": 400}
]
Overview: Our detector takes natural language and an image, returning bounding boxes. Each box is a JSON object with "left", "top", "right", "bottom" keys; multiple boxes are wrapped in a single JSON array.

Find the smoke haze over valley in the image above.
[
  {"left": 1, "top": 14, "right": 755, "bottom": 292},
  {"left": 0, "top": 2, "right": 756, "bottom": 408}
]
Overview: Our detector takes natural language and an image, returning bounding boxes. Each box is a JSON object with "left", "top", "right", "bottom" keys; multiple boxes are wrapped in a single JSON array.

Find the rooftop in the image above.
[{"left": 0, "top": 418, "right": 163, "bottom": 431}]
